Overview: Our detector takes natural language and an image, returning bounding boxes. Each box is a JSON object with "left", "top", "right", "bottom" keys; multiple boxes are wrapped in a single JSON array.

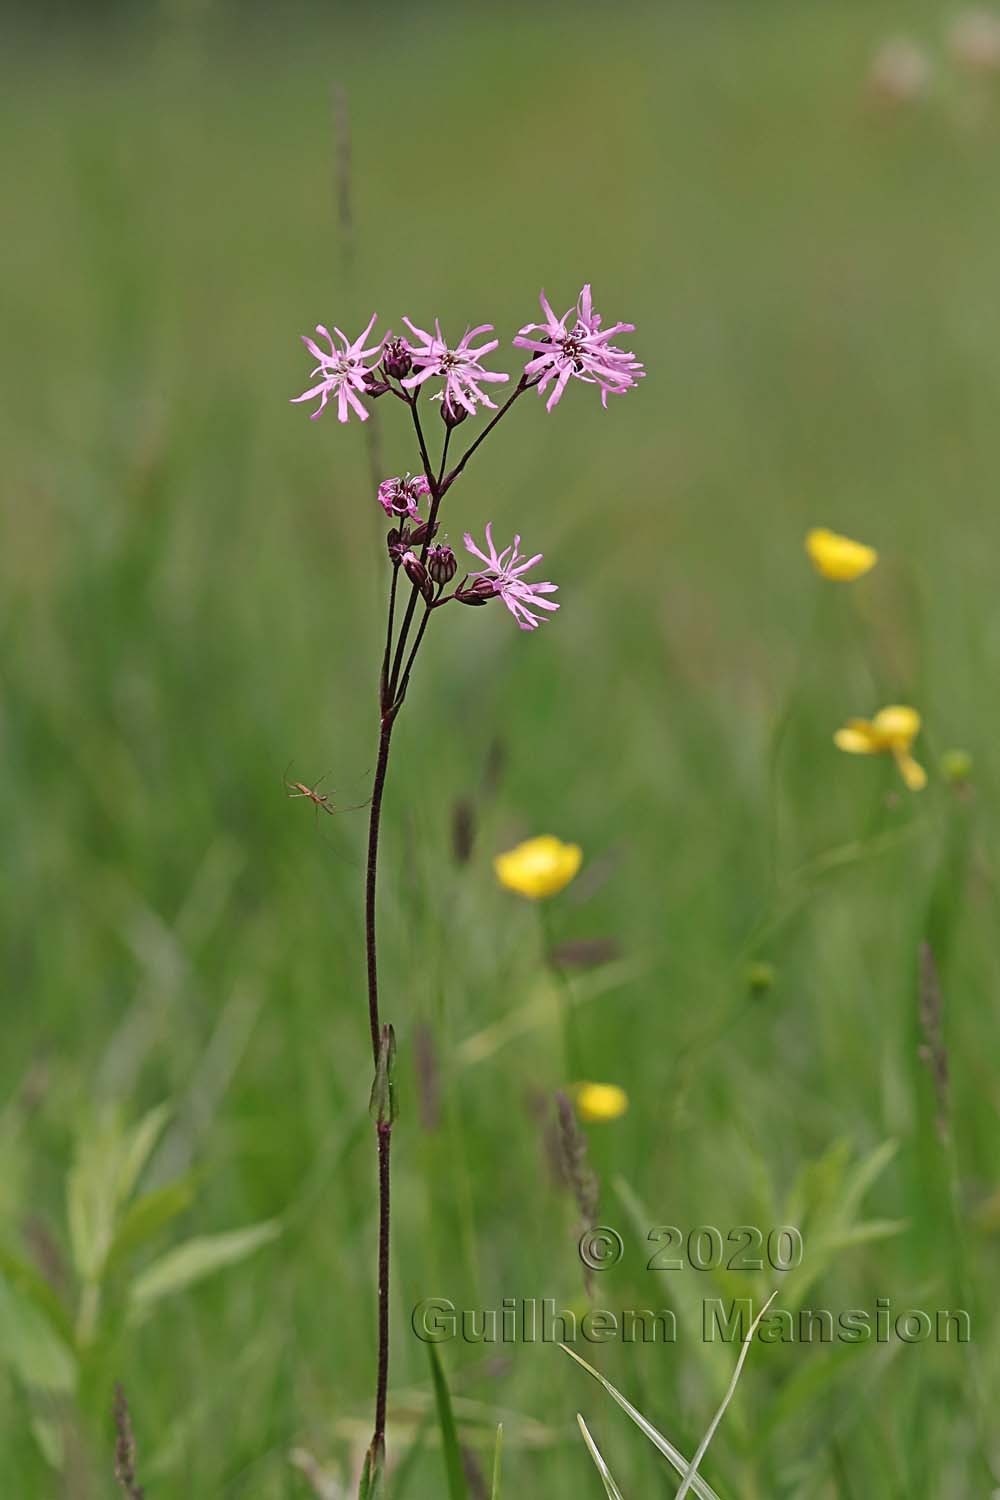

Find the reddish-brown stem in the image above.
[
  {"left": 364, "top": 718, "right": 393, "bottom": 1062},
  {"left": 386, "top": 400, "right": 440, "bottom": 699},
  {"left": 409, "top": 392, "right": 437, "bottom": 499},
  {"left": 440, "top": 376, "right": 531, "bottom": 494},
  {"left": 392, "top": 602, "right": 434, "bottom": 710},
  {"left": 380, "top": 565, "right": 400, "bottom": 708},
  {"left": 372, "top": 1120, "right": 392, "bottom": 1452}
]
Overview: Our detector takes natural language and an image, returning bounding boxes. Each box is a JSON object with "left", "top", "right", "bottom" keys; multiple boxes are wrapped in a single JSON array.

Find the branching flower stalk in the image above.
[{"left": 292, "top": 287, "right": 644, "bottom": 1489}]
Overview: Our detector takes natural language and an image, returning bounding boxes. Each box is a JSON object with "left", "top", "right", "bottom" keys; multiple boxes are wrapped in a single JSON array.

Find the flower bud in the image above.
[
  {"left": 407, "top": 519, "right": 439, "bottom": 547},
  {"left": 402, "top": 551, "right": 435, "bottom": 603},
  {"left": 427, "top": 544, "right": 457, "bottom": 585},
  {"left": 940, "top": 748, "right": 973, "bottom": 786},
  {"left": 455, "top": 577, "right": 497, "bottom": 606},
  {"left": 441, "top": 392, "right": 470, "bottom": 428},
  {"left": 746, "top": 960, "right": 776, "bottom": 996},
  {"left": 382, "top": 337, "right": 412, "bottom": 380},
  {"left": 363, "top": 372, "right": 391, "bottom": 398},
  {"left": 402, "top": 550, "right": 426, "bottom": 587}
]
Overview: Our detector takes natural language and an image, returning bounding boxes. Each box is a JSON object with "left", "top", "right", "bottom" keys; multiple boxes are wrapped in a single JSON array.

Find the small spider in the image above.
[{"left": 285, "top": 769, "right": 369, "bottom": 817}]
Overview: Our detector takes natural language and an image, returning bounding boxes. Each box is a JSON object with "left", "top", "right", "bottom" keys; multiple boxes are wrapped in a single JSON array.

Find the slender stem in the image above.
[
  {"left": 409, "top": 396, "right": 437, "bottom": 498},
  {"left": 393, "top": 603, "right": 434, "bottom": 710},
  {"left": 364, "top": 719, "right": 393, "bottom": 1062},
  {"left": 437, "top": 426, "right": 452, "bottom": 491},
  {"left": 373, "top": 1120, "right": 392, "bottom": 1453},
  {"left": 391, "top": 385, "right": 529, "bottom": 699},
  {"left": 388, "top": 588, "right": 422, "bottom": 703},
  {"left": 380, "top": 566, "right": 400, "bottom": 707},
  {"left": 386, "top": 400, "right": 442, "bottom": 698},
  {"left": 364, "top": 713, "right": 395, "bottom": 1471},
  {"left": 440, "top": 378, "right": 531, "bottom": 495}
]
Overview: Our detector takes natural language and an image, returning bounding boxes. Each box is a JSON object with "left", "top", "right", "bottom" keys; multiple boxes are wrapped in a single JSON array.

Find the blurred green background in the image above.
[{"left": 3, "top": 0, "right": 1000, "bottom": 1494}]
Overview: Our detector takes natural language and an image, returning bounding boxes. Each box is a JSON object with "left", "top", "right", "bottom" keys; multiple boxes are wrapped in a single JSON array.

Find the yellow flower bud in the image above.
[
  {"left": 805, "top": 528, "right": 878, "bottom": 582},
  {"left": 574, "top": 1082, "right": 629, "bottom": 1123},
  {"left": 493, "top": 835, "right": 582, "bottom": 900},
  {"left": 746, "top": 960, "right": 776, "bottom": 995},
  {"left": 940, "top": 748, "right": 973, "bottom": 785}
]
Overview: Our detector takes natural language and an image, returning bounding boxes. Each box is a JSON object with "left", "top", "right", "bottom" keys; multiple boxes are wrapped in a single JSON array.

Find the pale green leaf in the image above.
[
  {"left": 67, "top": 1104, "right": 171, "bottom": 1282},
  {"left": 840, "top": 1139, "right": 899, "bottom": 1224},
  {"left": 129, "top": 1219, "right": 280, "bottom": 1309},
  {"left": 117, "top": 1103, "right": 172, "bottom": 1204},
  {"left": 105, "top": 1177, "right": 196, "bottom": 1272},
  {"left": 0, "top": 1272, "right": 76, "bottom": 1394},
  {"left": 67, "top": 1118, "right": 121, "bottom": 1281},
  {"left": 812, "top": 1218, "right": 910, "bottom": 1255},
  {"left": 31, "top": 1415, "right": 64, "bottom": 1470},
  {"left": 0, "top": 1247, "right": 75, "bottom": 1348}
]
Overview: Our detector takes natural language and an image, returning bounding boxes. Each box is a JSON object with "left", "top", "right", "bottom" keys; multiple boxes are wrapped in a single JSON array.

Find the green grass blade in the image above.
[
  {"left": 427, "top": 1343, "right": 468, "bottom": 1500},
  {"left": 674, "top": 1290, "right": 776, "bottom": 1499},
  {"left": 385, "top": 1408, "right": 433, "bottom": 1500},
  {"left": 577, "top": 1415, "right": 625, "bottom": 1500},
  {"left": 560, "top": 1343, "right": 721, "bottom": 1500},
  {"left": 490, "top": 1422, "right": 503, "bottom": 1500}
]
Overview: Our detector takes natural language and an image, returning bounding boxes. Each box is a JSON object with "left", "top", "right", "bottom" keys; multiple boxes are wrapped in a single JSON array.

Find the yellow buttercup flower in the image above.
[
  {"left": 805, "top": 528, "right": 878, "bottom": 582},
  {"left": 574, "top": 1082, "right": 629, "bottom": 1123},
  {"left": 493, "top": 835, "right": 582, "bottom": 900},
  {"left": 834, "top": 704, "right": 927, "bottom": 790}
]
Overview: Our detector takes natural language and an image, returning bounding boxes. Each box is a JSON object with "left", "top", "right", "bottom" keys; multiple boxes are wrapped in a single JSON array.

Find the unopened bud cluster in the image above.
[{"left": 386, "top": 519, "right": 439, "bottom": 567}]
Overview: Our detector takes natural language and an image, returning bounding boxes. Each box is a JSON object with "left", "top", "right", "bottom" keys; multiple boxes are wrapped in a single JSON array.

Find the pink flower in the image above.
[
  {"left": 401, "top": 319, "right": 510, "bottom": 417},
  {"left": 377, "top": 473, "right": 431, "bottom": 521},
  {"left": 291, "top": 314, "right": 383, "bottom": 422},
  {"left": 514, "top": 285, "right": 644, "bottom": 411},
  {"left": 463, "top": 523, "right": 559, "bottom": 631}
]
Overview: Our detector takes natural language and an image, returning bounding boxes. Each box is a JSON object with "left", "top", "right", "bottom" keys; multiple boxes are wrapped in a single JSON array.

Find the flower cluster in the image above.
[
  {"left": 292, "top": 286, "right": 644, "bottom": 427},
  {"left": 293, "top": 286, "right": 643, "bottom": 637}
]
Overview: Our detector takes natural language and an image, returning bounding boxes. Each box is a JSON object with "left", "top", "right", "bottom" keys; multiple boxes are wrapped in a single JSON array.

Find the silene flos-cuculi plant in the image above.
[{"left": 291, "top": 286, "right": 644, "bottom": 1492}]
